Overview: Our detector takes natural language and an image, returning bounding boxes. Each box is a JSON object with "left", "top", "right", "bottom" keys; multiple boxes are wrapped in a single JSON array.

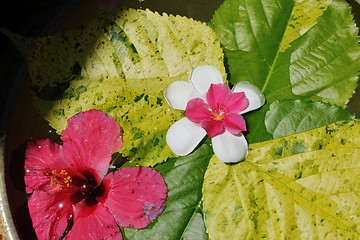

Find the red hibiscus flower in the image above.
[{"left": 24, "top": 110, "right": 167, "bottom": 240}]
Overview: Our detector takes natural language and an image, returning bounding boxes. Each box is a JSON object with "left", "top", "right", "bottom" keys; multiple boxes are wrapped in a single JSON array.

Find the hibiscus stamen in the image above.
[{"left": 50, "top": 169, "right": 73, "bottom": 189}]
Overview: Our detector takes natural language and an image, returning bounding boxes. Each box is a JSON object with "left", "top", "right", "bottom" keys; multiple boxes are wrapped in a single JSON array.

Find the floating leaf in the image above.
[
  {"left": 280, "top": 0, "right": 332, "bottom": 52},
  {"left": 123, "top": 140, "right": 212, "bottom": 240},
  {"left": 9, "top": 9, "right": 225, "bottom": 166},
  {"left": 203, "top": 120, "right": 360, "bottom": 239},
  {"left": 265, "top": 99, "right": 354, "bottom": 138},
  {"left": 210, "top": 0, "right": 360, "bottom": 143}
]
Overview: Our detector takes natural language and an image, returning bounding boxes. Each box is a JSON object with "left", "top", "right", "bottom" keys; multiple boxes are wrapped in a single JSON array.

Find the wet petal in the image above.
[
  {"left": 211, "top": 131, "right": 248, "bottom": 163},
  {"left": 190, "top": 65, "right": 224, "bottom": 96},
  {"left": 65, "top": 201, "right": 122, "bottom": 240},
  {"left": 25, "top": 139, "right": 66, "bottom": 194},
  {"left": 166, "top": 118, "right": 206, "bottom": 156},
  {"left": 224, "top": 91, "right": 249, "bottom": 113},
  {"left": 184, "top": 98, "right": 211, "bottom": 123},
  {"left": 103, "top": 167, "right": 167, "bottom": 228},
  {"left": 233, "top": 82, "right": 265, "bottom": 114},
  {"left": 201, "top": 119, "right": 225, "bottom": 138},
  {"left": 223, "top": 113, "right": 247, "bottom": 135},
  {"left": 61, "top": 110, "right": 122, "bottom": 179},
  {"left": 206, "top": 84, "right": 231, "bottom": 111},
  {"left": 164, "top": 81, "right": 198, "bottom": 110},
  {"left": 28, "top": 189, "right": 73, "bottom": 240}
]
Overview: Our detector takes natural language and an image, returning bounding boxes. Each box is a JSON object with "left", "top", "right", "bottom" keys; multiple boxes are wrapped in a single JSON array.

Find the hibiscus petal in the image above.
[
  {"left": 61, "top": 110, "right": 122, "bottom": 179},
  {"left": 201, "top": 119, "right": 225, "bottom": 138},
  {"left": 25, "top": 139, "right": 66, "bottom": 193},
  {"left": 28, "top": 189, "right": 73, "bottom": 240},
  {"left": 211, "top": 131, "right": 248, "bottom": 163},
  {"left": 223, "top": 113, "right": 247, "bottom": 135},
  {"left": 166, "top": 118, "right": 206, "bottom": 156},
  {"left": 233, "top": 82, "right": 265, "bottom": 114},
  {"left": 103, "top": 167, "right": 167, "bottom": 229},
  {"left": 64, "top": 201, "right": 122, "bottom": 240},
  {"left": 184, "top": 98, "right": 212, "bottom": 123},
  {"left": 206, "top": 84, "right": 231, "bottom": 111},
  {"left": 190, "top": 65, "right": 224, "bottom": 96},
  {"left": 164, "top": 81, "right": 199, "bottom": 110}
]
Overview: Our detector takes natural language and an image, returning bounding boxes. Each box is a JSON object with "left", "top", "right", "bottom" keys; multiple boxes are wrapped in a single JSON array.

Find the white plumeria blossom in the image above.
[{"left": 164, "top": 65, "right": 265, "bottom": 163}]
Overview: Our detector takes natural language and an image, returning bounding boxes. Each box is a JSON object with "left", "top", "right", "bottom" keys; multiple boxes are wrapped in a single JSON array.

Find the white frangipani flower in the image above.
[{"left": 164, "top": 65, "right": 265, "bottom": 163}]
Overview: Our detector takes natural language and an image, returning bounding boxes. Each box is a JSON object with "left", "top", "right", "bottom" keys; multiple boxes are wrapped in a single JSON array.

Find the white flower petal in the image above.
[
  {"left": 190, "top": 65, "right": 224, "bottom": 96},
  {"left": 233, "top": 82, "right": 265, "bottom": 114},
  {"left": 211, "top": 131, "right": 248, "bottom": 163},
  {"left": 164, "top": 81, "right": 195, "bottom": 110},
  {"left": 166, "top": 118, "right": 207, "bottom": 156}
]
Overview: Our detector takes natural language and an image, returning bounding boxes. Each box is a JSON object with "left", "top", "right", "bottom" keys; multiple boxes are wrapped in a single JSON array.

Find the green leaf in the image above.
[
  {"left": 203, "top": 120, "right": 360, "bottom": 239},
  {"left": 11, "top": 9, "right": 225, "bottom": 166},
  {"left": 265, "top": 99, "right": 354, "bottom": 138},
  {"left": 210, "top": 0, "right": 360, "bottom": 143},
  {"left": 123, "top": 141, "right": 213, "bottom": 240}
]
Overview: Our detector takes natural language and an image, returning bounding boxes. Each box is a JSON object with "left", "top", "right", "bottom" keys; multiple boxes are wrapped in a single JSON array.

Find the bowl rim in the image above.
[{"left": 0, "top": 138, "right": 18, "bottom": 240}]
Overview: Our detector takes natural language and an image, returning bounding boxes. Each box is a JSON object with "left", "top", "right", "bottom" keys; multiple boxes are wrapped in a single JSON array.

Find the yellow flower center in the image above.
[
  {"left": 209, "top": 108, "right": 225, "bottom": 121},
  {"left": 214, "top": 113, "right": 224, "bottom": 121},
  {"left": 50, "top": 169, "right": 72, "bottom": 189}
]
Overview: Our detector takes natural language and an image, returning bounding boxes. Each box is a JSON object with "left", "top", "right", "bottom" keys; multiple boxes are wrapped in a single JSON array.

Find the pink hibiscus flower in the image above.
[
  {"left": 24, "top": 110, "right": 167, "bottom": 240},
  {"left": 165, "top": 65, "right": 265, "bottom": 163},
  {"left": 184, "top": 83, "right": 249, "bottom": 138}
]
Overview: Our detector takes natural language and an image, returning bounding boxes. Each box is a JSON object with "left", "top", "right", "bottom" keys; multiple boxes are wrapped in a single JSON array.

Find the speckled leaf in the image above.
[
  {"left": 123, "top": 140, "right": 212, "bottom": 240},
  {"left": 12, "top": 9, "right": 225, "bottom": 166},
  {"left": 210, "top": 0, "right": 360, "bottom": 143},
  {"left": 265, "top": 99, "right": 354, "bottom": 138},
  {"left": 203, "top": 120, "right": 360, "bottom": 239}
]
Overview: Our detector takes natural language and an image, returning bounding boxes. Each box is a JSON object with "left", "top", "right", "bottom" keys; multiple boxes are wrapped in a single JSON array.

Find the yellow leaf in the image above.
[
  {"left": 24, "top": 9, "right": 225, "bottom": 166},
  {"left": 203, "top": 120, "right": 360, "bottom": 239},
  {"left": 280, "top": 0, "right": 332, "bottom": 52}
]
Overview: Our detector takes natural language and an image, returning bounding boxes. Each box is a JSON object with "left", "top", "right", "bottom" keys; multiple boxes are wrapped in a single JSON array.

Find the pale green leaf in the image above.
[
  {"left": 181, "top": 212, "right": 209, "bottom": 240},
  {"left": 265, "top": 99, "right": 354, "bottom": 138},
  {"left": 210, "top": 0, "right": 360, "bottom": 143},
  {"left": 123, "top": 141, "right": 212, "bottom": 240},
  {"left": 15, "top": 9, "right": 225, "bottom": 166},
  {"left": 203, "top": 120, "right": 360, "bottom": 239}
]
